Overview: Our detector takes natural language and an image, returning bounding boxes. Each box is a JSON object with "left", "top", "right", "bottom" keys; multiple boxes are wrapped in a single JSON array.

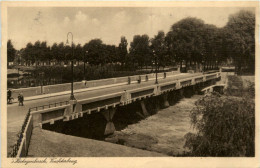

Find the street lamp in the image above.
[
  {"left": 153, "top": 50, "right": 158, "bottom": 84},
  {"left": 39, "top": 72, "right": 44, "bottom": 94},
  {"left": 17, "top": 68, "right": 20, "bottom": 88},
  {"left": 66, "top": 32, "right": 76, "bottom": 100},
  {"left": 202, "top": 60, "right": 205, "bottom": 72},
  {"left": 82, "top": 50, "right": 88, "bottom": 85}
]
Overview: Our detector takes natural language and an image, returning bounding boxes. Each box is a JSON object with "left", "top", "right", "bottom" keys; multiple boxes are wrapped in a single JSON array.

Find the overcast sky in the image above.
[{"left": 8, "top": 7, "right": 254, "bottom": 50}]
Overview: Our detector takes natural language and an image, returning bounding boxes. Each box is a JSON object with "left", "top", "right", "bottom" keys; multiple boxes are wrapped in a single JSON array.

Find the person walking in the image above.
[
  {"left": 18, "top": 93, "right": 24, "bottom": 106},
  {"left": 18, "top": 94, "right": 21, "bottom": 106},
  {"left": 20, "top": 93, "right": 24, "bottom": 106},
  {"left": 7, "top": 90, "right": 12, "bottom": 104}
]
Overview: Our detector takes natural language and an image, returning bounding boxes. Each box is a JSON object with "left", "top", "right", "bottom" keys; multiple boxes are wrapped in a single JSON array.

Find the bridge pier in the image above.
[
  {"left": 140, "top": 100, "right": 150, "bottom": 117},
  {"left": 211, "top": 79, "right": 217, "bottom": 85},
  {"left": 151, "top": 97, "right": 160, "bottom": 113},
  {"left": 179, "top": 88, "right": 184, "bottom": 98},
  {"left": 193, "top": 85, "right": 199, "bottom": 94},
  {"left": 162, "top": 93, "right": 170, "bottom": 108},
  {"left": 102, "top": 108, "right": 116, "bottom": 135},
  {"left": 184, "top": 86, "right": 194, "bottom": 98},
  {"left": 168, "top": 91, "right": 175, "bottom": 106}
]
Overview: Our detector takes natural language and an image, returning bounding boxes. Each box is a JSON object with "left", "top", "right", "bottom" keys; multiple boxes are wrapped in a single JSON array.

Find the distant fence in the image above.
[{"left": 8, "top": 110, "right": 32, "bottom": 157}]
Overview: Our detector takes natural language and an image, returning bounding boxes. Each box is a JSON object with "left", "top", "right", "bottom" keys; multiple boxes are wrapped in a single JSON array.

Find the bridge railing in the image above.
[
  {"left": 9, "top": 71, "right": 221, "bottom": 157},
  {"left": 29, "top": 100, "right": 69, "bottom": 112},
  {"left": 30, "top": 72, "right": 221, "bottom": 123},
  {"left": 8, "top": 109, "right": 32, "bottom": 158}
]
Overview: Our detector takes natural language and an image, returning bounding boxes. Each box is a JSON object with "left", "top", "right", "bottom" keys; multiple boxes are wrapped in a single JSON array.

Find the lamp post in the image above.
[
  {"left": 82, "top": 50, "right": 88, "bottom": 85},
  {"left": 155, "top": 55, "right": 158, "bottom": 84},
  {"left": 202, "top": 60, "right": 205, "bottom": 72},
  {"left": 153, "top": 50, "right": 158, "bottom": 84},
  {"left": 17, "top": 68, "right": 20, "bottom": 87},
  {"left": 39, "top": 72, "right": 44, "bottom": 94},
  {"left": 66, "top": 32, "right": 76, "bottom": 100}
]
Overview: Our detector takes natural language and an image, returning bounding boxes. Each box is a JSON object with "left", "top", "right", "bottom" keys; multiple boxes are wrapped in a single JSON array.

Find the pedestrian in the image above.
[
  {"left": 18, "top": 93, "right": 24, "bottom": 106},
  {"left": 7, "top": 90, "right": 12, "bottom": 104},
  {"left": 20, "top": 93, "right": 24, "bottom": 106},
  {"left": 18, "top": 94, "right": 21, "bottom": 106}
]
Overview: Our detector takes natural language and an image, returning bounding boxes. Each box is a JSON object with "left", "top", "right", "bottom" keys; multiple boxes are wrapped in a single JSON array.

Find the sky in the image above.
[{"left": 8, "top": 7, "right": 254, "bottom": 50}]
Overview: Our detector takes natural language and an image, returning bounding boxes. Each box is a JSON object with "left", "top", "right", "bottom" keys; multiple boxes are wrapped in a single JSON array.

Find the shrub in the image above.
[
  {"left": 244, "top": 80, "right": 255, "bottom": 99},
  {"left": 184, "top": 92, "right": 255, "bottom": 156},
  {"left": 225, "top": 75, "right": 244, "bottom": 96},
  {"left": 225, "top": 75, "right": 255, "bottom": 98}
]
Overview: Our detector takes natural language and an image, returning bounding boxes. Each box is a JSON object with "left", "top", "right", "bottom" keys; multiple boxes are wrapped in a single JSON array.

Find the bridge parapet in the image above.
[
  {"left": 201, "top": 84, "right": 226, "bottom": 94},
  {"left": 128, "top": 86, "right": 155, "bottom": 103},
  {"left": 160, "top": 82, "right": 176, "bottom": 93},
  {"left": 11, "top": 71, "right": 222, "bottom": 158},
  {"left": 30, "top": 104, "right": 70, "bottom": 127},
  {"left": 29, "top": 72, "right": 221, "bottom": 127},
  {"left": 205, "top": 74, "right": 217, "bottom": 81},
  {"left": 194, "top": 76, "right": 204, "bottom": 84}
]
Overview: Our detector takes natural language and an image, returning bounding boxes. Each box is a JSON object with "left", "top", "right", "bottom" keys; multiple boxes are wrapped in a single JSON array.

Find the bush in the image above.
[
  {"left": 225, "top": 75, "right": 244, "bottom": 97},
  {"left": 184, "top": 92, "right": 255, "bottom": 156},
  {"left": 8, "top": 64, "right": 153, "bottom": 88},
  {"left": 225, "top": 75, "right": 255, "bottom": 98},
  {"left": 244, "top": 80, "right": 255, "bottom": 99},
  {"left": 28, "top": 64, "right": 151, "bottom": 83}
]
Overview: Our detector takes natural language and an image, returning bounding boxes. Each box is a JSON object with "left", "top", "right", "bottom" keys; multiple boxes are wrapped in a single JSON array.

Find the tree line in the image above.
[{"left": 8, "top": 10, "right": 255, "bottom": 74}]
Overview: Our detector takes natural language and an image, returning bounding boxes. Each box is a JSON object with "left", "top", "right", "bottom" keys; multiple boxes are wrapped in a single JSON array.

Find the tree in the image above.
[
  {"left": 151, "top": 31, "right": 168, "bottom": 69},
  {"left": 224, "top": 10, "right": 255, "bottom": 74},
  {"left": 63, "top": 44, "right": 73, "bottom": 63},
  {"left": 57, "top": 42, "right": 65, "bottom": 64},
  {"left": 45, "top": 46, "right": 52, "bottom": 65},
  {"left": 75, "top": 44, "right": 83, "bottom": 65},
  {"left": 166, "top": 17, "right": 206, "bottom": 71},
  {"left": 213, "top": 28, "right": 228, "bottom": 67},
  {"left": 201, "top": 24, "right": 219, "bottom": 70},
  {"left": 22, "top": 42, "right": 34, "bottom": 66},
  {"left": 7, "top": 40, "right": 16, "bottom": 65},
  {"left": 39, "top": 41, "right": 48, "bottom": 64},
  {"left": 33, "top": 40, "right": 41, "bottom": 66},
  {"left": 129, "top": 34, "right": 151, "bottom": 69},
  {"left": 118, "top": 36, "right": 128, "bottom": 64},
  {"left": 105, "top": 44, "right": 117, "bottom": 63},
  {"left": 51, "top": 43, "right": 59, "bottom": 64},
  {"left": 185, "top": 92, "right": 255, "bottom": 156},
  {"left": 84, "top": 39, "right": 105, "bottom": 65}
]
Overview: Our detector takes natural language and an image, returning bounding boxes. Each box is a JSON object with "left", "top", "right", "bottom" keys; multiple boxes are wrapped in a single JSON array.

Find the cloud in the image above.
[
  {"left": 75, "top": 11, "right": 88, "bottom": 22},
  {"left": 63, "top": 16, "right": 70, "bottom": 26},
  {"left": 8, "top": 7, "right": 254, "bottom": 50}
]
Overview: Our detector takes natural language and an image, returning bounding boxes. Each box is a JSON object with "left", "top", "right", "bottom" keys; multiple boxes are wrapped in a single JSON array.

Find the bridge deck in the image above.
[
  {"left": 28, "top": 127, "right": 165, "bottom": 157},
  {"left": 8, "top": 72, "right": 217, "bottom": 154}
]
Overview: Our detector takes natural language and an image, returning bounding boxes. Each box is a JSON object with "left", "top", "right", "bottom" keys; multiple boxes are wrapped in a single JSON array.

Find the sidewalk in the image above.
[{"left": 9, "top": 73, "right": 186, "bottom": 104}]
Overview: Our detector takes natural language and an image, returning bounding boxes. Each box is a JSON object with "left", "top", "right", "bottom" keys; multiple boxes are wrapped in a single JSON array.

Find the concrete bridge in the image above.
[{"left": 11, "top": 71, "right": 222, "bottom": 157}]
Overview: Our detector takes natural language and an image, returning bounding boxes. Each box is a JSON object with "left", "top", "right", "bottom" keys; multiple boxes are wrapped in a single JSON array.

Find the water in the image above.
[{"left": 105, "top": 95, "right": 202, "bottom": 156}]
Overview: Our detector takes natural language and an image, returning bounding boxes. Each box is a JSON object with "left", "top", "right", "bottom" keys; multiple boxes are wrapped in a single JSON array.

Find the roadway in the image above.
[{"left": 7, "top": 72, "right": 202, "bottom": 152}]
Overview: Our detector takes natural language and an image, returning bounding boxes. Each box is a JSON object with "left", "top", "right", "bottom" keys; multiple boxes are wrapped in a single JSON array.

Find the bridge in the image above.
[{"left": 8, "top": 70, "right": 223, "bottom": 157}]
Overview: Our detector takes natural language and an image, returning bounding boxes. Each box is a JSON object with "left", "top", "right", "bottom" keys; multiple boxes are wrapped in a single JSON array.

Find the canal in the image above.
[{"left": 105, "top": 95, "right": 201, "bottom": 156}]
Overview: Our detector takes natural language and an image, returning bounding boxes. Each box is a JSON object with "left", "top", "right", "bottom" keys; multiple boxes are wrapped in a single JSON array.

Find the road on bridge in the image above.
[{"left": 7, "top": 72, "right": 202, "bottom": 152}]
